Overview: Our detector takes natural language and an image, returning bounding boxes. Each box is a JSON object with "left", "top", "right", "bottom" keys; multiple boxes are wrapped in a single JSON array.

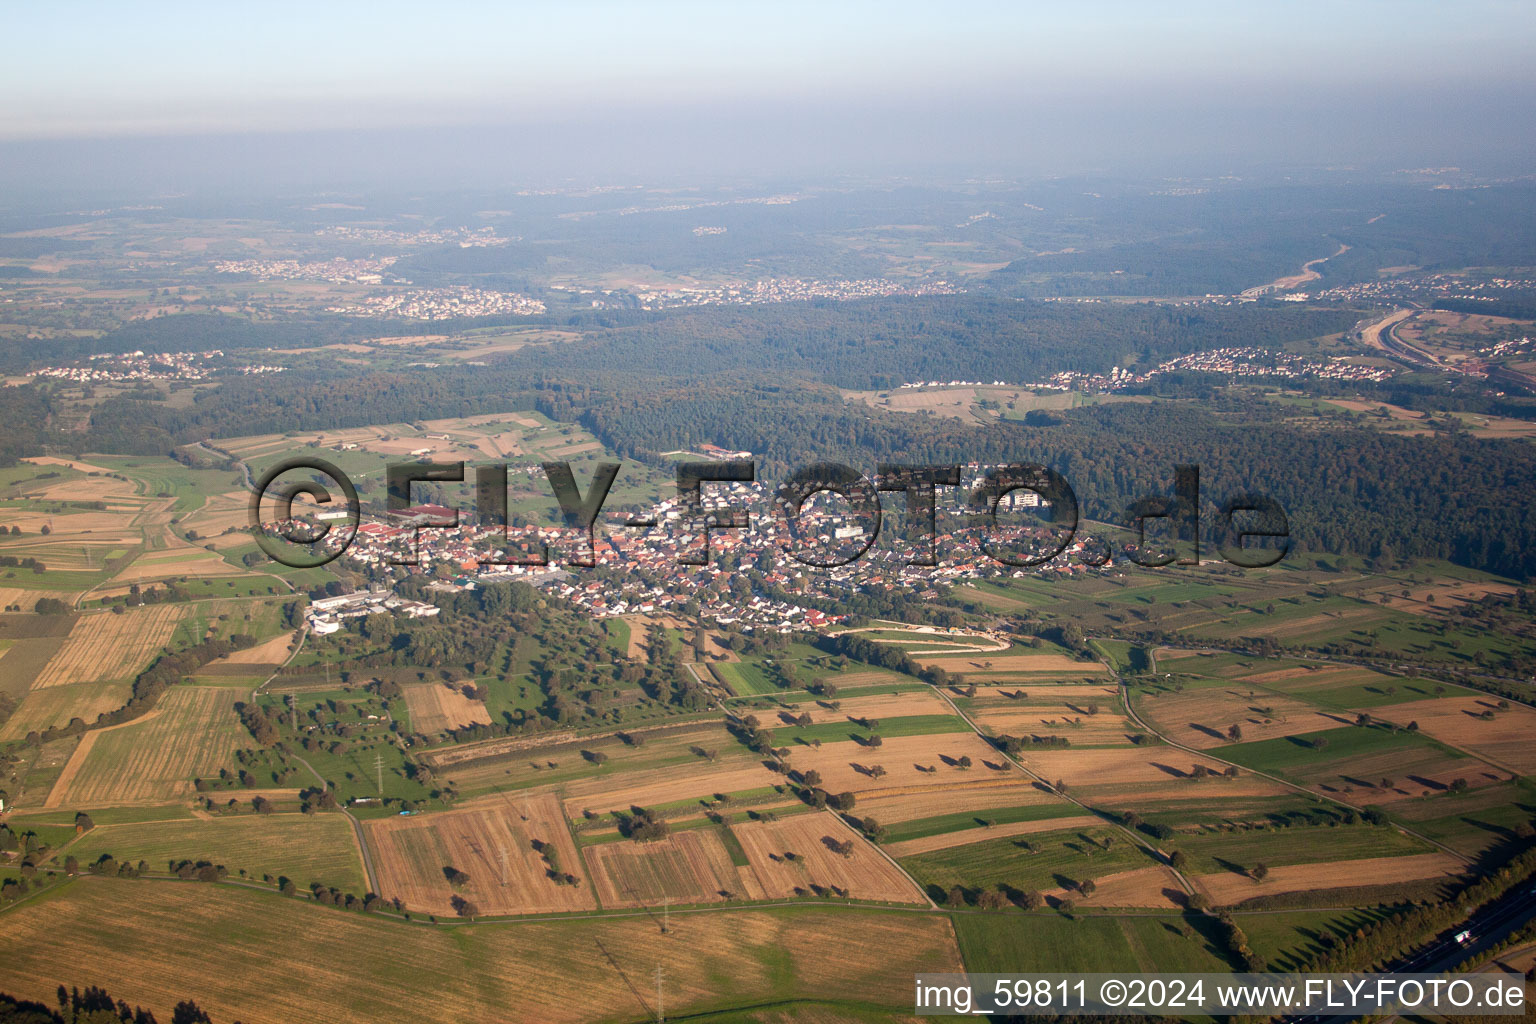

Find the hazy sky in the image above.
[{"left": 2, "top": 0, "right": 1533, "bottom": 186}]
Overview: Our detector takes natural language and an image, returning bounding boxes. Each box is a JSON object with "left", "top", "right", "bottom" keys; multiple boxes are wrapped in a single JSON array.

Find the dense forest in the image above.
[
  {"left": 2, "top": 290, "right": 1532, "bottom": 579},
  {"left": 546, "top": 379, "right": 1536, "bottom": 578}
]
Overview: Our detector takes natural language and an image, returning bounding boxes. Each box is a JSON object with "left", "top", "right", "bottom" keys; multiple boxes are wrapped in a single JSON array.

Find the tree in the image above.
[
  {"left": 1251, "top": 862, "right": 1269, "bottom": 882},
  {"left": 957, "top": 755, "right": 972, "bottom": 770},
  {"left": 1226, "top": 723, "right": 1243, "bottom": 741},
  {"left": 1078, "top": 878, "right": 1097, "bottom": 896},
  {"left": 172, "top": 1001, "right": 213, "bottom": 1024},
  {"left": 1169, "top": 850, "right": 1188, "bottom": 870}
]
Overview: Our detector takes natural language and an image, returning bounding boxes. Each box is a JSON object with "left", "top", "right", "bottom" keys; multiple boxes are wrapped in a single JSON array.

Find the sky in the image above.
[{"left": 1, "top": 0, "right": 1533, "bottom": 188}]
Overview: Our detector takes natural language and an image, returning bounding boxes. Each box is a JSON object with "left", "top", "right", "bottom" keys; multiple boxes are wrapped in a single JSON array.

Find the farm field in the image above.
[
  {"left": 66, "top": 812, "right": 368, "bottom": 893},
  {"left": 1365, "top": 696, "right": 1536, "bottom": 774},
  {"left": 112, "top": 545, "right": 248, "bottom": 585},
  {"left": 0, "top": 679, "right": 131, "bottom": 741},
  {"left": 848, "top": 779, "right": 1063, "bottom": 825},
  {"left": 365, "top": 792, "right": 598, "bottom": 916},
  {"left": 1132, "top": 684, "right": 1353, "bottom": 749},
  {"left": 204, "top": 629, "right": 298, "bottom": 667},
  {"left": 43, "top": 686, "right": 245, "bottom": 808},
  {"left": 731, "top": 814, "right": 927, "bottom": 904},
  {"left": 429, "top": 719, "right": 757, "bottom": 797},
  {"left": 912, "top": 649, "right": 1108, "bottom": 678},
  {"left": 898, "top": 824, "right": 1160, "bottom": 902},
  {"left": 968, "top": 702, "right": 1136, "bottom": 746},
  {"left": 1216, "top": 725, "right": 1509, "bottom": 805},
  {"left": 1018, "top": 746, "right": 1264, "bottom": 791},
  {"left": 1190, "top": 853, "right": 1466, "bottom": 906},
  {"left": 0, "top": 879, "right": 963, "bottom": 1024},
  {"left": 0, "top": 586, "right": 77, "bottom": 610},
  {"left": 561, "top": 761, "right": 784, "bottom": 821},
  {"left": 179, "top": 490, "right": 256, "bottom": 548},
  {"left": 32, "top": 605, "right": 186, "bottom": 687},
  {"left": 779, "top": 731, "right": 1010, "bottom": 797},
  {"left": 770, "top": 689, "right": 954, "bottom": 725},
  {"left": 1170, "top": 822, "right": 1436, "bottom": 875},
  {"left": 885, "top": 814, "right": 1102, "bottom": 857},
  {"left": 953, "top": 911, "right": 1237, "bottom": 974},
  {"left": 584, "top": 827, "right": 748, "bottom": 907},
  {"left": 402, "top": 682, "right": 493, "bottom": 735}
]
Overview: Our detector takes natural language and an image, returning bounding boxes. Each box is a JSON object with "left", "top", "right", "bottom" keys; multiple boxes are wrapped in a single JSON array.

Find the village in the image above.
[{"left": 290, "top": 461, "right": 1116, "bottom": 640}]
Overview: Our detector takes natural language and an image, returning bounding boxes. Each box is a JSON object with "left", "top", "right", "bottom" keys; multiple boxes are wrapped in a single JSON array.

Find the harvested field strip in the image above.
[
  {"left": 899, "top": 825, "right": 1153, "bottom": 896},
  {"left": 0, "top": 635, "right": 69, "bottom": 699},
  {"left": 1020, "top": 747, "right": 1257, "bottom": 789},
  {"left": 851, "top": 780, "right": 1058, "bottom": 824},
  {"left": 365, "top": 793, "right": 596, "bottom": 916},
  {"left": 779, "top": 714, "right": 973, "bottom": 746},
  {"left": 1191, "top": 853, "right": 1465, "bottom": 905},
  {"left": 0, "top": 680, "right": 131, "bottom": 741},
  {"left": 33, "top": 605, "right": 186, "bottom": 688},
  {"left": 584, "top": 829, "right": 747, "bottom": 907},
  {"left": 45, "top": 687, "right": 243, "bottom": 807},
  {"left": 776, "top": 690, "right": 953, "bottom": 724},
  {"left": 886, "top": 815, "right": 1102, "bottom": 857},
  {"left": 879, "top": 797, "right": 1083, "bottom": 842},
  {"left": 561, "top": 763, "right": 782, "bottom": 820},
  {"left": 914, "top": 653, "right": 1106, "bottom": 675},
  {"left": 0, "top": 880, "right": 963, "bottom": 1024},
  {"left": 0, "top": 587, "right": 78, "bottom": 610},
  {"left": 1366, "top": 697, "right": 1536, "bottom": 774},
  {"left": 1044, "top": 865, "right": 1185, "bottom": 909},
  {"left": 209, "top": 630, "right": 298, "bottom": 666},
  {"left": 113, "top": 549, "right": 245, "bottom": 584},
  {"left": 784, "top": 732, "right": 1013, "bottom": 796},
  {"left": 402, "top": 682, "right": 493, "bottom": 734},
  {"left": 733, "top": 813, "right": 927, "bottom": 904}
]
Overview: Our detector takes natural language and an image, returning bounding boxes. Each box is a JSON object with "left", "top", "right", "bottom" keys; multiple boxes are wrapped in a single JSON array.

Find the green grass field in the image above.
[
  {"left": 66, "top": 813, "right": 368, "bottom": 892},
  {"left": 1170, "top": 823, "right": 1433, "bottom": 874},
  {"left": 883, "top": 803, "right": 1090, "bottom": 845},
  {"left": 900, "top": 826, "right": 1158, "bottom": 896},
  {"left": 952, "top": 912, "right": 1237, "bottom": 973}
]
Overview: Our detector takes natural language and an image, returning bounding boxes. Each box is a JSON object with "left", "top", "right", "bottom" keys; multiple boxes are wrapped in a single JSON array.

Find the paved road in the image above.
[
  {"left": 1282, "top": 882, "right": 1536, "bottom": 1023},
  {"left": 288, "top": 752, "right": 381, "bottom": 897}
]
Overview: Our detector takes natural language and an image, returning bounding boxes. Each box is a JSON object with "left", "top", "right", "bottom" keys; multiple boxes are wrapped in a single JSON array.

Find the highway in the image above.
[{"left": 1281, "top": 877, "right": 1536, "bottom": 1022}]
